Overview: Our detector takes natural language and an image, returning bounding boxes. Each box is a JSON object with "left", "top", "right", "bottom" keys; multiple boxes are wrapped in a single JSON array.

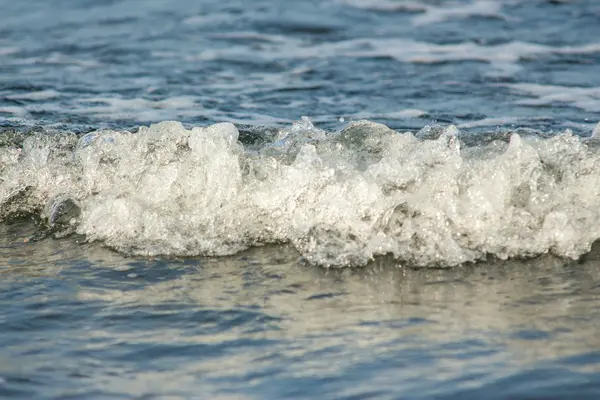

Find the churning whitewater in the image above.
[{"left": 2, "top": 118, "right": 600, "bottom": 267}]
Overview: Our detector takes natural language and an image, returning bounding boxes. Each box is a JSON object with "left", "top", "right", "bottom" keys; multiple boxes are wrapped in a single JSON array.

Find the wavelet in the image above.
[{"left": 2, "top": 118, "right": 600, "bottom": 268}]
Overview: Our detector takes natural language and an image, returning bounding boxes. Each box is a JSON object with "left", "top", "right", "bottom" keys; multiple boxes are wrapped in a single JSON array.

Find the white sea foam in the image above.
[
  {"left": 339, "top": 0, "right": 522, "bottom": 24},
  {"left": 507, "top": 83, "right": 600, "bottom": 112},
  {"left": 0, "top": 46, "right": 20, "bottom": 56},
  {"left": 2, "top": 119, "right": 600, "bottom": 268},
  {"left": 335, "top": 0, "right": 427, "bottom": 12},
  {"left": 0, "top": 106, "right": 27, "bottom": 116},
  {"left": 411, "top": 0, "right": 507, "bottom": 26},
  {"left": 72, "top": 96, "right": 200, "bottom": 122},
  {"left": 6, "top": 90, "right": 61, "bottom": 101},
  {"left": 334, "top": 109, "right": 427, "bottom": 122},
  {"left": 190, "top": 36, "right": 600, "bottom": 77},
  {"left": 458, "top": 117, "right": 521, "bottom": 129}
]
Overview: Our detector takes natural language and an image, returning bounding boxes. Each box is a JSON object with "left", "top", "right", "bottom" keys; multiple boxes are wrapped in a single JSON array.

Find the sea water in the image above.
[{"left": 2, "top": 0, "right": 600, "bottom": 398}]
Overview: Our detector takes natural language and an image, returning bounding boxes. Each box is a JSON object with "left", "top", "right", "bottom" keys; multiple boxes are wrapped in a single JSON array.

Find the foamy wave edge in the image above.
[{"left": 2, "top": 118, "right": 600, "bottom": 268}]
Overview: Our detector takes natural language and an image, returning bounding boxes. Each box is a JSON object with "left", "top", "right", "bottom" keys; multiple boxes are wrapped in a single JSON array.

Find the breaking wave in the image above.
[{"left": 2, "top": 118, "right": 600, "bottom": 267}]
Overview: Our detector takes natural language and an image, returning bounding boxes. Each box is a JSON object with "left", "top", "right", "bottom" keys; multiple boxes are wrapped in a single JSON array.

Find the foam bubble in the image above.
[{"left": 2, "top": 119, "right": 600, "bottom": 267}]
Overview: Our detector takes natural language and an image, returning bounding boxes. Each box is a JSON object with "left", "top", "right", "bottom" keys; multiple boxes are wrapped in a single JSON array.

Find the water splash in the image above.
[{"left": 2, "top": 118, "right": 600, "bottom": 267}]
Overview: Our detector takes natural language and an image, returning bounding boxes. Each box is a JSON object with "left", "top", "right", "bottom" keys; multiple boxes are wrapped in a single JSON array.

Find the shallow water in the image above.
[
  {"left": 3, "top": 0, "right": 600, "bottom": 398},
  {"left": 3, "top": 221, "right": 600, "bottom": 399}
]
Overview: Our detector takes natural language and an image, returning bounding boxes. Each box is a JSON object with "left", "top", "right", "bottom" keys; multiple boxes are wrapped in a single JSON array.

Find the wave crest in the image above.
[{"left": 2, "top": 119, "right": 600, "bottom": 267}]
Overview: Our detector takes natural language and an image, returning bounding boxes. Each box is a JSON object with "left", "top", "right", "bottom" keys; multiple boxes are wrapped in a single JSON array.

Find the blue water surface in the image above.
[
  {"left": 3, "top": 0, "right": 600, "bottom": 399},
  {"left": 1, "top": 0, "right": 600, "bottom": 132},
  {"left": 3, "top": 221, "right": 600, "bottom": 399}
]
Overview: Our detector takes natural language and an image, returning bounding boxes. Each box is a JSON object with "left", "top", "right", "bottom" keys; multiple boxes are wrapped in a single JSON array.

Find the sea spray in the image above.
[{"left": 2, "top": 119, "right": 600, "bottom": 267}]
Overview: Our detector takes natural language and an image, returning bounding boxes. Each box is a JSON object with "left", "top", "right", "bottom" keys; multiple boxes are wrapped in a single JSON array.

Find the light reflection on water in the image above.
[
  {"left": 2, "top": 221, "right": 600, "bottom": 399},
  {"left": 2, "top": 0, "right": 600, "bottom": 398}
]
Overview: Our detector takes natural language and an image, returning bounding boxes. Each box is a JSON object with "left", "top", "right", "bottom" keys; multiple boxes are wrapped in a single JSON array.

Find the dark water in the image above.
[{"left": 2, "top": 0, "right": 600, "bottom": 398}]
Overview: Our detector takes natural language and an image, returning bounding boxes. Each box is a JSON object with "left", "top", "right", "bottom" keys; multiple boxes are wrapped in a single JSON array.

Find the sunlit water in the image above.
[
  {"left": 3, "top": 222, "right": 600, "bottom": 399},
  {"left": 2, "top": 0, "right": 600, "bottom": 398}
]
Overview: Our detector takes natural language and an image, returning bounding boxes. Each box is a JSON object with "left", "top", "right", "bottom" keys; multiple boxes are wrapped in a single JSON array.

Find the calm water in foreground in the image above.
[{"left": 2, "top": 222, "right": 600, "bottom": 399}]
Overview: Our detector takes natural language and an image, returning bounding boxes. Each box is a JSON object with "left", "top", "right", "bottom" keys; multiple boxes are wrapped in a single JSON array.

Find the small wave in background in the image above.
[{"left": 1, "top": 0, "right": 599, "bottom": 132}]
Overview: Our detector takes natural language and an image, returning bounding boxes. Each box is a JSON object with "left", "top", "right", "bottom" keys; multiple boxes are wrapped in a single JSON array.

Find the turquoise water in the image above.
[{"left": 2, "top": 0, "right": 600, "bottom": 398}]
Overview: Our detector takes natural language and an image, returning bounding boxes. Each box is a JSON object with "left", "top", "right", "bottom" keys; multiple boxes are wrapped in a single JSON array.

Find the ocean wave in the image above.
[{"left": 2, "top": 118, "right": 600, "bottom": 267}]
